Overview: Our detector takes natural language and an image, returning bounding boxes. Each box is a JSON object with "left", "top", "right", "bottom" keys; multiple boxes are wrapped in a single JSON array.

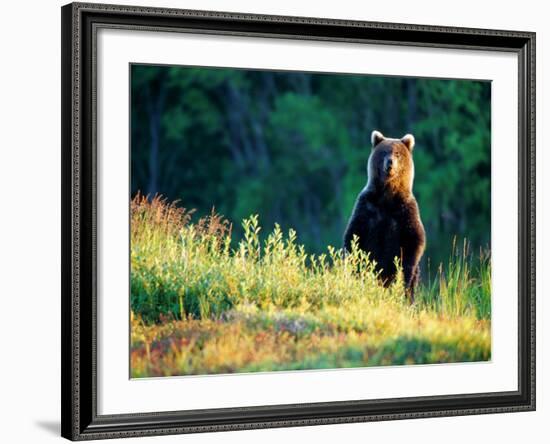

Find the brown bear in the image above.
[{"left": 343, "top": 130, "right": 425, "bottom": 301}]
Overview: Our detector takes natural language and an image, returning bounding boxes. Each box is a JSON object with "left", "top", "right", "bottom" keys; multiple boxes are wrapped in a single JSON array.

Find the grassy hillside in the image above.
[{"left": 130, "top": 195, "right": 491, "bottom": 378}]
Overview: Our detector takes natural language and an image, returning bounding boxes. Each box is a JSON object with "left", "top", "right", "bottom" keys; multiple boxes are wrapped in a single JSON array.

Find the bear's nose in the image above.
[{"left": 384, "top": 157, "right": 394, "bottom": 172}]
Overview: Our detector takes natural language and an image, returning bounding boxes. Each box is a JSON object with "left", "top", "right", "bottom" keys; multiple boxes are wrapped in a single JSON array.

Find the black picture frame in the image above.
[{"left": 61, "top": 2, "right": 536, "bottom": 440}]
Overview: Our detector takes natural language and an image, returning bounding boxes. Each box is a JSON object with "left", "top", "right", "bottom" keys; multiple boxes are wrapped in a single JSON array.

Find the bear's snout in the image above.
[{"left": 383, "top": 156, "right": 395, "bottom": 174}]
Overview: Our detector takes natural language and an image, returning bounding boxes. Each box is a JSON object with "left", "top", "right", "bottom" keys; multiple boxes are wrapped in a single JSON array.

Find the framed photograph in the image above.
[{"left": 61, "top": 2, "right": 536, "bottom": 440}]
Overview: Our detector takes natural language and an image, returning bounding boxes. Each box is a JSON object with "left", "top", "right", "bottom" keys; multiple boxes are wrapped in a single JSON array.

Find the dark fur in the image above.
[{"left": 343, "top": 132, "right": 425, "bottom": 302}]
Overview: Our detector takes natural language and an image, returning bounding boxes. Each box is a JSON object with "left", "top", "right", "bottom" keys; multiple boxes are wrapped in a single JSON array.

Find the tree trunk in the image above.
[{"left": 146, "top": 81, "right": 166, "bottom": 197}]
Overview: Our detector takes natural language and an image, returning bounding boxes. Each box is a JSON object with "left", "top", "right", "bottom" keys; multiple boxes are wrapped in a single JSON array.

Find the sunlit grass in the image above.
[{"left": 130, "top": 194, "right": 491, "bottom": 377}]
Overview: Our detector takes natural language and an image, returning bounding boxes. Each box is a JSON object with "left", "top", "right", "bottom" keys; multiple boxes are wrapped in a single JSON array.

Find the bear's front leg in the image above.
[
  {"left": 343, "top": 192, "right": 370, "bottom": 253},
  {"left": 401, "top": 232, "right": 424, "bottom": 303},
  {"left": 399, "top": 201, "right": 425, "bottom": 303},
  {"left": 403, "top": 261, "right": 420, "bottom": 303}
]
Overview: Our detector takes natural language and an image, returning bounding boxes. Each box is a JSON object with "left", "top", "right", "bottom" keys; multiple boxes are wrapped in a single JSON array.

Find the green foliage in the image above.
[
  {"left": 418, "top": 239, "right": 492, "bottom": 320},
  {"left": 130, "top": 197, "right": 490, "bottom": 377},
  {"left": 131, "top": 65, "right": 491, "bottom": 266}
]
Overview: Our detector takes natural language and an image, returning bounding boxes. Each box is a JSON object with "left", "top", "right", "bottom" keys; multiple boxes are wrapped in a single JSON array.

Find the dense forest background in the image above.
[{"left": 130, "top": 64, "right": 491, "bottom": 268}]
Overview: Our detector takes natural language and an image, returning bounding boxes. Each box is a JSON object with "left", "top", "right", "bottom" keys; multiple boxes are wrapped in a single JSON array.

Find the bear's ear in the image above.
[
  {"left": 401, "top": 134, "right": 415, "bottom": 151},
  {"left": 371, "top": 130, "right": 385, "bottom": 147}
]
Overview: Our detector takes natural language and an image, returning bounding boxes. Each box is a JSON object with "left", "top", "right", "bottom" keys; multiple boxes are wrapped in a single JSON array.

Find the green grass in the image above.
[{"left": 130, "top": 194, "right": 491, "bottom": 377}]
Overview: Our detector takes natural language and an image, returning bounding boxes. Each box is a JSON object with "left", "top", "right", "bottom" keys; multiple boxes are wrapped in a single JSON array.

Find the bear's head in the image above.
[{"left": 367, "top": 130, "right": 415, "bottom": 195}]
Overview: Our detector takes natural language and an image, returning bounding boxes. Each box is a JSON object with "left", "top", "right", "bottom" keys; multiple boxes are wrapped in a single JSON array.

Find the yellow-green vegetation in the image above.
[{"left": 130, "top": 195, "right": 491, "bottom": 378}]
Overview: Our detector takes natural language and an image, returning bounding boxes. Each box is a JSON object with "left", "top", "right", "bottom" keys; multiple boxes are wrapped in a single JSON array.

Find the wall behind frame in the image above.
[{"left": 0, "top": 0, "right": 545, "bottom": 443}]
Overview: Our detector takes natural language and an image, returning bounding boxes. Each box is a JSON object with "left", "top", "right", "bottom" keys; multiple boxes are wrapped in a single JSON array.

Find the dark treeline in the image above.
[{"left": 131, "top": 64, "right": 491, "bottom": 268}]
